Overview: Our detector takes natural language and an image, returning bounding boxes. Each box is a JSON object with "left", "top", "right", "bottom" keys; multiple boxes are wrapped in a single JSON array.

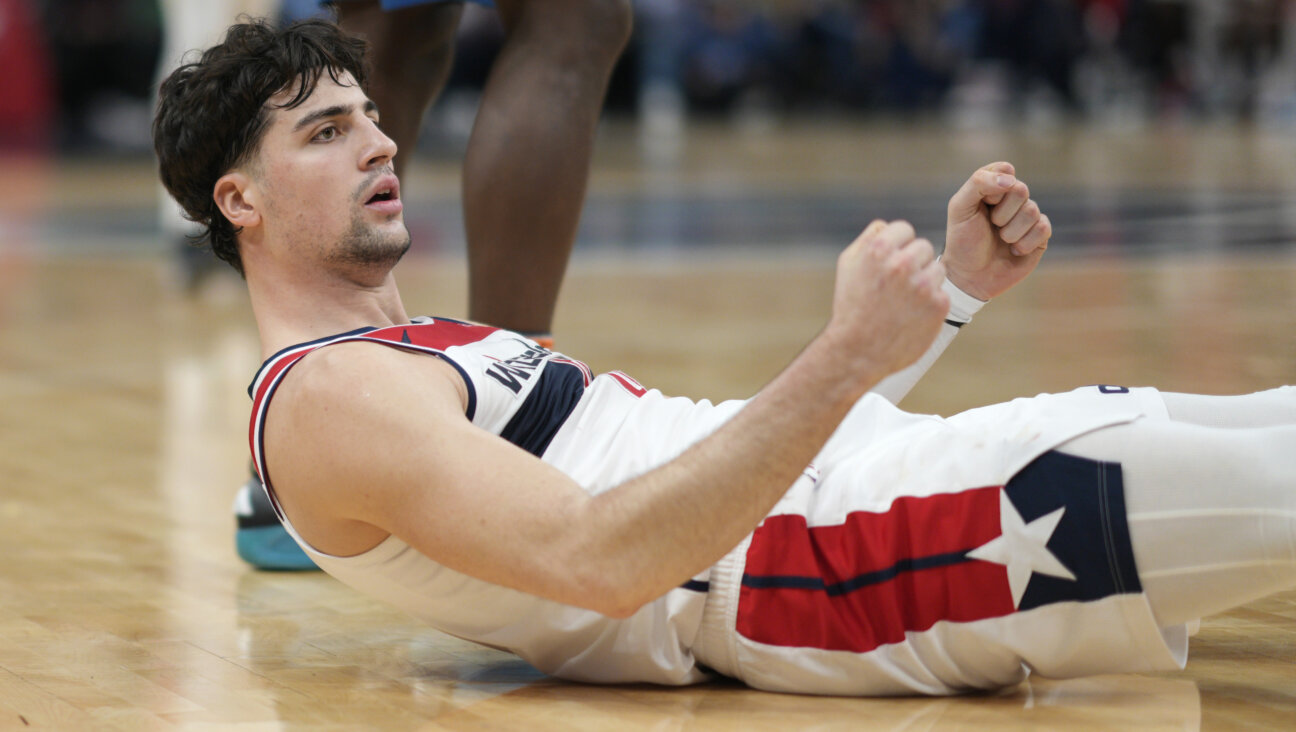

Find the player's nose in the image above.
[{"left": 361, "top": 120, "right": 397, "bottom": 170}]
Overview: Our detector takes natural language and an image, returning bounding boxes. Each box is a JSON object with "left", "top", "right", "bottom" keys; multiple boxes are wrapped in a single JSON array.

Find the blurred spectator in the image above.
[
  {"left": 978, "top": 0, "right": 1087, "bottom": 113},
  {"left": 27, "top": 0, "right": 1296, "bottom": 155},
  {"left": 677, "top": 0, "right": 783, "bottom": 114},
  {"left": 787, "top": 0, "right": 874, "bottom": 110},
  {"left": 41, "top": 0, "right": 162, "bottom": 152},
  {"left": 1116, "top": 0, "right": 1193, "bottom": 118},
  {"left": 0, "top": 0, "right": 55, "bottom": 152},
  {"left": 875, "top": 0, "right": 966, "bottom": 111},
  {"left": 636, "top": 0, "right": 687, "bottom": 136},
  {"left": 1214, "top": 0, "right": 1285, "bottom": 121}
]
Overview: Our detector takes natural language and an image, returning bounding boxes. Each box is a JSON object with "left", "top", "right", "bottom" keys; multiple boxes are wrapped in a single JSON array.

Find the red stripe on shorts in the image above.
[{"left": 736, "top": 486, "right": 1014, "bottom": 653}]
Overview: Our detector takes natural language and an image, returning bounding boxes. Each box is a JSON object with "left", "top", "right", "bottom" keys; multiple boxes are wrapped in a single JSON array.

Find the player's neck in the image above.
[{"left": 246, "top": 264, "right": 410, "bottom": 359}]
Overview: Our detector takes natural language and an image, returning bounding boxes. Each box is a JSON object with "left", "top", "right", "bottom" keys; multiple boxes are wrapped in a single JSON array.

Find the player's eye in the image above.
[{"left": 312, "top": 125, "right": 338, "bottom": 142}]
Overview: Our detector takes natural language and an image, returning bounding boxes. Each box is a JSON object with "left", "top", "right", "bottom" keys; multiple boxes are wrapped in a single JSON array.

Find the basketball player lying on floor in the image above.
[{"left": 154, "top": 19, "right": 1296, "bottom": 696}]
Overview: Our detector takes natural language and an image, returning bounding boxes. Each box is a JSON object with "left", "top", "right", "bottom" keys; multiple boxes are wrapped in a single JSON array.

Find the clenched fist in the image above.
[
  {"left": 943, "top": 162, "right": 1051, "bottom": 301},
  {"left": 827, "top": 220, "right": 950, "bottom": 379}
]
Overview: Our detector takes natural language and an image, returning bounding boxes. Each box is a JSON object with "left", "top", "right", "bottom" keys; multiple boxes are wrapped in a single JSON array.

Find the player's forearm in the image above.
[
  {"left": 554, "top": 222, "right": 949, "bottom": 616},
  {"left": 871, "top": 278, "right": 986, "bottom": 403},
  {"left": 573, "top": 329, "right": 889, "bottom": 617}
]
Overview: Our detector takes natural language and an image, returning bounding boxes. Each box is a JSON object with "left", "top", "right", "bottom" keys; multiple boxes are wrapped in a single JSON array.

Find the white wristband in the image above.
[
  {"left": 943, "top": 277, "right": 986, "bottom": 325},
  {"left": 870, "top": 274, "right": 988, "bottom": 404}
]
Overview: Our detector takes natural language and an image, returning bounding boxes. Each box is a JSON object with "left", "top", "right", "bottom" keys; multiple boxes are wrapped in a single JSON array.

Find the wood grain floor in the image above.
[{"left": 0, "top": 123, "right": 1293, "bottom": 729}]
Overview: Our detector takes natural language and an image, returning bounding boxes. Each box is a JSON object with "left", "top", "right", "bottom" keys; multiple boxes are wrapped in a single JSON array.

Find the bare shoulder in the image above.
[
  {"left": 262, "top": 340, "right": 469, "bottom": 554},
  {"left": 261, "top": 338, "right": 595, "bottom": 584},
  {"left": 277, "top": 340, "right": 466, "bottom": 413},
  {"left": 269, "top": 341, "right": 469, "bottom": 459}
]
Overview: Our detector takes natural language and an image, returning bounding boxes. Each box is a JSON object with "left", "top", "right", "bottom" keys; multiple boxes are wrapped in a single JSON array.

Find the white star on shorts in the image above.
[{"left": 967, "top": 489, "right": 1077, "bottom": 608}]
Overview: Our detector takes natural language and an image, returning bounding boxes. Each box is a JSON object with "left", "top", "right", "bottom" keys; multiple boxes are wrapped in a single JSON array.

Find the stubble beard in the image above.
[{"left": 328, "top": 212, "right": 412, "bottom": 270}]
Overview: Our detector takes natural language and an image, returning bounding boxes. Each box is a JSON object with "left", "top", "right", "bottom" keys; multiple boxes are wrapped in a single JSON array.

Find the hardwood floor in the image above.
[{"left": 0, "top": 122, "right": 1292, "bottom": 729}]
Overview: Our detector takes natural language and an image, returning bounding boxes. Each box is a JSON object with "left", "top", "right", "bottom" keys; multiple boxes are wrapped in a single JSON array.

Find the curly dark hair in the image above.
[{"left": 153, "top": 18, "right": 369, "bottom": 275}]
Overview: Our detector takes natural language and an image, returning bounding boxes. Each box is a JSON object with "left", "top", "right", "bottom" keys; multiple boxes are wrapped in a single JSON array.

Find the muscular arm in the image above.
[{"left": 266, "top": 221, "right": 949, "bottom": 618}]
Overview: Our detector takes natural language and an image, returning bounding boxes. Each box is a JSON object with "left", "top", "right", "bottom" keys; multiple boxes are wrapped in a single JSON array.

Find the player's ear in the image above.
[{"left": 213, "top": 171, "right": 261, "bottom": 229}]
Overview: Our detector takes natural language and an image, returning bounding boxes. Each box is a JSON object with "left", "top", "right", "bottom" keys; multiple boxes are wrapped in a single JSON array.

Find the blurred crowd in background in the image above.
[{"left": 2, "top": 0, "right": 1296, "bottom": 157}]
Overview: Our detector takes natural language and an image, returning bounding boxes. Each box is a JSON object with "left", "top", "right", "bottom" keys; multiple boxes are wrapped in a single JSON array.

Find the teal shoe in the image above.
[{"left": 233, "top": 478, "right": 319, "bottom": 571}]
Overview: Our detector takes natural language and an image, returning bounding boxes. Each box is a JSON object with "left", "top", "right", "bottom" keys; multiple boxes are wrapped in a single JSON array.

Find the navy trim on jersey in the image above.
[
  {"left": 680, "top": 580, "right": 710, "bottom": 593},
  {"left": 251, "top": 361, "right": 302, "bottom": 524},
  {"left": 315, "top": 335, "right": 482, "bottom": 423},
  {"left": 249, "top": 329, "right": 484, "bottom": 507},
  {"left": 498, "top": 361, "right": 586, "bottom": 456},
  {"left": 944, "top": 319, "right": 965, "bottom": 329},
  {"left": 430, "top": 351, "right": 478, "bottom": 423},
  {"left": 248, "top": 325, "right": 378, "bottom": 398}
]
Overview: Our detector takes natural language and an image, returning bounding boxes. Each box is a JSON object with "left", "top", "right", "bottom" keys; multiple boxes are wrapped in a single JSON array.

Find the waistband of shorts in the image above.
[{"left": 692, "top": 534, "right": 750, "bottom": 679}]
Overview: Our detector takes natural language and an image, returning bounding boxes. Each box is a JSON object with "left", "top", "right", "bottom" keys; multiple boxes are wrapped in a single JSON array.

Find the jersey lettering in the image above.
[{"left": 485, "top": 344, "right": 550, "bottom": 394}]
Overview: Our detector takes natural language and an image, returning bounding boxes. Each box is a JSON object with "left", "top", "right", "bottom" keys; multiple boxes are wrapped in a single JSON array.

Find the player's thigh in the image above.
[
  {"left": 1057, "top": 418, "right": 1296, "bottom": 517},
  {"left": 333, "top": 0, "right": 464, "bottom": 56},
  {"left": 1160, "top": 386, "right": 1296, "bottom": 428}
]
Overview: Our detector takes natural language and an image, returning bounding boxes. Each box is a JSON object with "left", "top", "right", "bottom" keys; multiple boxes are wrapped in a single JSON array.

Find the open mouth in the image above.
[{"left": 361, "top": 175, "right": 402, "bottom": 214}]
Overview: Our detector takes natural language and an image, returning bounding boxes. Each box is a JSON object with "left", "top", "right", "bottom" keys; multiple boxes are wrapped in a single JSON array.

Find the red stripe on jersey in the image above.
[
  {"left": 609, "top": 370, "right": 647, "bottom": 398},
  {"left": 248, "top": 347, "right": 318, "bottom": 484},
  {"left": 248, "top": 350, "right": 311, "bottom": 453},
  {"left": 736, "top": 486, "right": 1014, "bottom": 653},
  {"left": 552, "top": 358, "right": 592, "bottom": 386},
  {"left": 369, "top": 320, "right": 501, "bottom": 351}
]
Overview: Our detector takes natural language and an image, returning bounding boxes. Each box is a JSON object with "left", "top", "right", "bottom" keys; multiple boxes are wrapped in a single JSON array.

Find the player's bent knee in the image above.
[
  {"left": 338, "top": 2, "right": 463, "bottom": 61},
  {"left": 509, "top": 0, "right": 634, "bottom": 64}
]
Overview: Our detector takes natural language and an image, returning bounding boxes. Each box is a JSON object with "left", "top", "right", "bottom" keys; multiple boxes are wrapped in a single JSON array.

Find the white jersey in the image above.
[
  {"left": 248, "top": 317, "right": 749, "bottom": 684},
  {"left": 249, "top": 317, "right": 1181, "bottom": 693}
]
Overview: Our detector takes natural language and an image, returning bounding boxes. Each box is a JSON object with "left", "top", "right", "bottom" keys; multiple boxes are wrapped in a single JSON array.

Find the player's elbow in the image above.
[
  {"left": 554, "top": 500, "right": 659, "bottom": 618},
  {"left": 595, "top": 599, "right": 643, "bottom": 620},
  {"left": 600, "top": 591, "right": 650, "bottom": 619},
  {"left": 577, "top": 580, "right": 646, "bottom": 619},
  {"left": 563, "top": 566, "right": 649, "bottom": 619}
]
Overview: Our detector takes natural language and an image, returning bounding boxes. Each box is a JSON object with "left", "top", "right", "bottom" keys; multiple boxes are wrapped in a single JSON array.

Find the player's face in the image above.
[{"left": 252, "top": 71, "right": 410, "bottom": 275}]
